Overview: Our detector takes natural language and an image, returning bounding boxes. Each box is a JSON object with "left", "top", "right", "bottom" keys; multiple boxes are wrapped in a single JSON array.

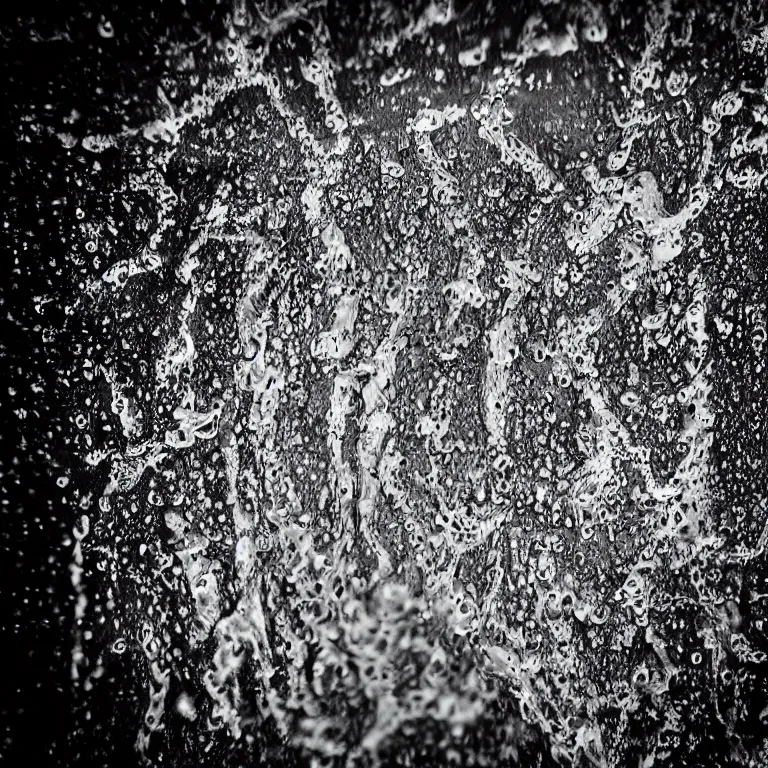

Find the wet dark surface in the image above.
[{"left": 4, "top": 2, "right": 768, "bottom": 766}]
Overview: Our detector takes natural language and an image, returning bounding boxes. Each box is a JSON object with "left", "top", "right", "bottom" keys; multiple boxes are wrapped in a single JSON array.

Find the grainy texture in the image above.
[{"left": 4, "top": 1, "right": 768, "bottom": 767}]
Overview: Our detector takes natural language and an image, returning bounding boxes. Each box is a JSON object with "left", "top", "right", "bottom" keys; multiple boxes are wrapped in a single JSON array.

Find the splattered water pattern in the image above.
[{"left": 4, "top": 1, "right": 768, "bottom": 767}]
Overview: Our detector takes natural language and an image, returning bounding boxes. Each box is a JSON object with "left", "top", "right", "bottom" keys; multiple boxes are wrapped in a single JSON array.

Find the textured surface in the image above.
[{"left": 4, "top": 2, "right": 768, "bottom": 766}]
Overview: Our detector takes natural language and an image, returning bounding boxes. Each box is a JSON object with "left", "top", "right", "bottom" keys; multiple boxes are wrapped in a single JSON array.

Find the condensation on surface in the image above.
[{"left": 10, "top": 1, "right": 768, "bottom": 767}]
